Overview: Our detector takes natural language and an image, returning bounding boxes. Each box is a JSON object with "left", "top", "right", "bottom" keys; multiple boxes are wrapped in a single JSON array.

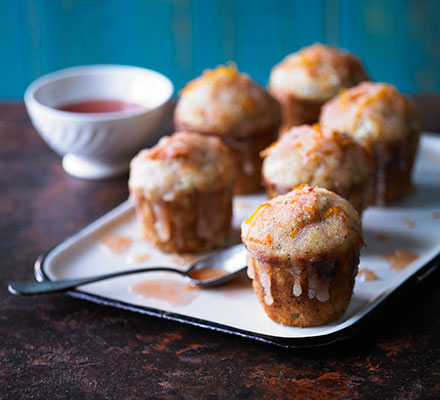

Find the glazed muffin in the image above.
[
  {"left": 268, "top": 43, "right": 368, "bottom": 132},
  {"left": 129, "top": 131, "right": 236, "bottom": 253},
  {"left": 174, "top": 65, "right": 281, "bottom": 194},
  {"left": 241, "top": 185, "right": 363, "bottom": 327},
  {"left": 261, "top": 124, "right": 373, "bottom": 213},
  {"left": 320, "top": 82, "right": 421, "bottom": 205}
]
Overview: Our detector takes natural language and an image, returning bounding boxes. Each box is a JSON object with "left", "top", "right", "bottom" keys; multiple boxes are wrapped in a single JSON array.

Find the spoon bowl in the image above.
[{"left": 8, "top": 244, "right": 247, "bottom": 296}]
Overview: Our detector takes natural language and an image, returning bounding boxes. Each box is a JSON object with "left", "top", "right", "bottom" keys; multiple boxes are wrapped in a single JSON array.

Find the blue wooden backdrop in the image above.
[{"left": 1, "top": 0, "right": 439, "bottom": 98}]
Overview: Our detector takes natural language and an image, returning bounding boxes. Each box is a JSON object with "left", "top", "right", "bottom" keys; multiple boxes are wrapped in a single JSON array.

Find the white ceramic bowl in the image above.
[{"left": 24, "top": 65, "right": 173, "bottom": 179}]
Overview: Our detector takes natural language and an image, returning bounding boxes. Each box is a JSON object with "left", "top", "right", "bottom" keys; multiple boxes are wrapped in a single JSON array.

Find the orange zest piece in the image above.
[
  {"left": 248, "top": 233, "right": 272, "bottom": 246},
  {"left": 323, "top": 206, "right": 347, "bottom": 223},
  {"left": 353, "top": 86, "right": 388, "bottom": 123},
  {"left": 323, "top": 206, "right": 345, "bottom": 217},
  {"left": 244, "top": 203, "right": 272, "bottom": 245},
  {"left": 287, "top": 185, "right": 315, "bottom": 206},
  {"left": 260, "top": 140, "right": 278, "bottom": 158},
  {"left": 180, "top": 65, "right": 239, "bottom": 95},
  {"left": 244, "top": 202, "right": 271, "bottom": 225},
  {"left": 289, "top": 205, "right": 348, "bottom": 239},
  {"left": 293, "top": 183, "right": 308, "bottom": 191},
  {"left": 265, "top": 233, "right": 272, "bottom": 244},
  {"left": 312, "top": 123, "right": 322, "bottom": 134},
  {"left": 289, "top": 226, "right": 302, "bottom": 238}
]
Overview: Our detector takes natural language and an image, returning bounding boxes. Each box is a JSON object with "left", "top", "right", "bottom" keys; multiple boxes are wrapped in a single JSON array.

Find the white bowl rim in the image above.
[{"left": 24, "top": 64, "right": 174, "bottom": 122}]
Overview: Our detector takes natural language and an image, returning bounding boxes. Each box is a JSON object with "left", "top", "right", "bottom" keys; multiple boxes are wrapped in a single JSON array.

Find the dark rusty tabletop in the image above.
[{"left": 1, "top": 100, "right": 439, "bottom": 399}]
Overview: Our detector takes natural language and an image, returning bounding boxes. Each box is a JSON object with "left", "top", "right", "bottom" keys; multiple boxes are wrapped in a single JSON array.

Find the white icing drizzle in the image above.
[
  {"left": 308, "top": 274, "right": 317, "bottom": 300},
  {"left": 307, "top": 269, "right": 330, "bottom": 303},
  {"left": 247, "top": 264, "right": 255, "bottom": 279},
  {"left": 152, "top": 203, "right": 171, "bottom": 241},
  {"left": 292, "top": 279, "right": 302, "bottom": 297},
  {"left": 316, "top": 281, "right": 330, "bottom": 302},
  {"left": 246, "top": 253, "right": 255, "bottom": 279},
  {"left": 260, "top": 272, "right": 274, "bottom": 305}
]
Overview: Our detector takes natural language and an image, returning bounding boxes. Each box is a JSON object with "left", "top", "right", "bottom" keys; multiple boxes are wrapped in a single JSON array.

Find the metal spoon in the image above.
[{"left": 8, "top": 244, "right": 247, "bottom": 296}]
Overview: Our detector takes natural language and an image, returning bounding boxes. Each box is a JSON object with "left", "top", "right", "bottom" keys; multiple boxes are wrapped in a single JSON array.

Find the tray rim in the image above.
[
  {"left": 35, "top": 246, "right": 440, "bottom": 349},
  {"left": 34, "top": 133, "right": 440, "bottom": 348}
]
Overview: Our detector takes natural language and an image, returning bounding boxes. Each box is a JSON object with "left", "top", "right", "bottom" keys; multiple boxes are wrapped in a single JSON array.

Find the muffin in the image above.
[
  {"left": 174, "top": 65, "right": 281, "bottom": 194},
  {"left": 261, "top": 124, "right": 373, "bottom": 213},
  {"left": 320, "top": 82, "right": 421, "bottom": 205},
  {"left": 129, "top": 131, "right": 236, "bottom": 253},
  {"left": 268, "top": 43, "right": 369, "bottom": 132},
  {"left": 241, "top": 185, "right": 363, "bottom": 327}
]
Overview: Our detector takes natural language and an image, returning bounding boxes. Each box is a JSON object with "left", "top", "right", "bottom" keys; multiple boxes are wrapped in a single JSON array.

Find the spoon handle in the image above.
[{"left": 8, "top": 266, "right": 185, "bottom": 295}]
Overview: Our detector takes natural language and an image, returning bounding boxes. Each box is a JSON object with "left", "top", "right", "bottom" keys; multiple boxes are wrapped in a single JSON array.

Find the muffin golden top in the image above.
[
  {"left": 320, "top": 82, "right": 421, "bottom": 147},
  {"left": 174, "top": 65, "right": 281, "bottom": 137},
  {"left": 129, "top": 131, "right": 236, "bottom": 200},
  {"left": 269, "top": 43, "right": 368, "bottom": 101},
  {"left": 261, "top": 124, "right": 373, "bottom": 194},
  {"left": 241, "top": 185, "right": 363, "bottom": 263}
]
